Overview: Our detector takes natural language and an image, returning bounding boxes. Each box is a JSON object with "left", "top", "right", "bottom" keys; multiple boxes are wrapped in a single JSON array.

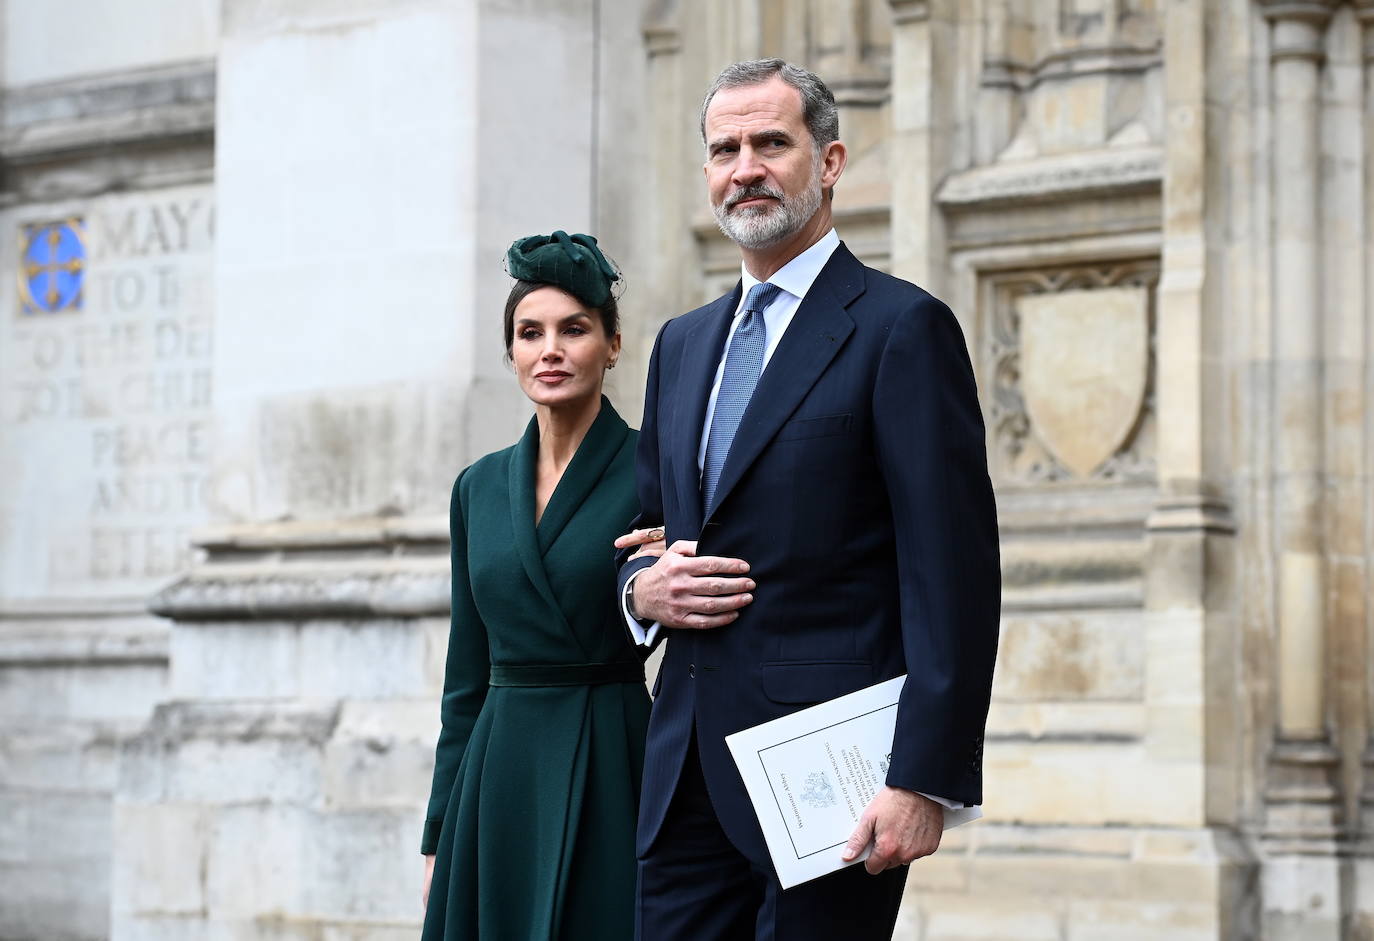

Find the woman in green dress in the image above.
[{"left": 420, "top": 232, "right": 655, "bottom": 940}]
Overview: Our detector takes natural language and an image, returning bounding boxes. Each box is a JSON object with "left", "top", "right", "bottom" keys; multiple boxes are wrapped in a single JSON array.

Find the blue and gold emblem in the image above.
[{"left": 18, "top": 218, "right": 86, "bottom": 314}]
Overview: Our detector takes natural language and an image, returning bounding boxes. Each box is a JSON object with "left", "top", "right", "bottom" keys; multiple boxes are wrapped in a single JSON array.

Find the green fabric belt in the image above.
[{"left": 488, "top": 661, "right": 644, "bottom": 688}]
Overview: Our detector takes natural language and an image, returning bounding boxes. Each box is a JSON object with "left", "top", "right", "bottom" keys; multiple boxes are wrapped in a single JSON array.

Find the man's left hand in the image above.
[{"left": 841, "top": 787, "right": 942, "bottom": 874}]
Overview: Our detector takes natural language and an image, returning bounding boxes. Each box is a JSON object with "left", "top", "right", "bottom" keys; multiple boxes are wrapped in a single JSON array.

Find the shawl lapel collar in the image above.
[
  {"left": 508, "top": 415, "right": 565, "bottom": 621},
  {"left": 703, "top": 244, "right": 864, "bottom": 523},
  {"left": 535, "top": 397, "right": 630, "bottom": 554}
]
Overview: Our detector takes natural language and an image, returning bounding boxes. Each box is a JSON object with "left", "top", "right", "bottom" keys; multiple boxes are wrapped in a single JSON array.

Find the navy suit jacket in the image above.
[{"left": 618, "top": 243, "right": 1001, "bottom": 865}]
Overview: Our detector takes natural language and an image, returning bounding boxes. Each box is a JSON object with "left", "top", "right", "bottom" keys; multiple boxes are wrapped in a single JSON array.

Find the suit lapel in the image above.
[
  {"left": 703, "top": 245, "right": 864, "bottom": 523},
  {"left": 671, "top": 286, "right": 741, "bottom": 534}
]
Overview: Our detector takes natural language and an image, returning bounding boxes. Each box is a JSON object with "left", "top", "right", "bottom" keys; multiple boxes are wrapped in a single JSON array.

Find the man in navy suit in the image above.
[{"left": 616, "top": 58, "right": 1001, "bottom": 941}]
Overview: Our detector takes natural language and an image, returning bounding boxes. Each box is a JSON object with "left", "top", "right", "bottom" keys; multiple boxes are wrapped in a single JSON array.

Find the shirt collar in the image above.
[{"left": 738, "top": 228, "right": 841, "bottom": 303}]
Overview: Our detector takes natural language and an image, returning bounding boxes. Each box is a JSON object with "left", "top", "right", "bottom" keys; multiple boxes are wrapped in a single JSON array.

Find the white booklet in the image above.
[{"left": 725, "top": 675, "right": 980, "bottom": 889}]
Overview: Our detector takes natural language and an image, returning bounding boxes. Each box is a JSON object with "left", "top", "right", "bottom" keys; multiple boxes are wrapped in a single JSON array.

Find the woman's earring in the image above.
[{"left": 607, "top": 360, "right": 617, "bottom": 370}]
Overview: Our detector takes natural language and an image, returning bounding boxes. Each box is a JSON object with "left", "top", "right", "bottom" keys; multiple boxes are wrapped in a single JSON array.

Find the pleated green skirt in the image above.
[{"left": 422, "top": 680, "right": 650, "bottom": 941}]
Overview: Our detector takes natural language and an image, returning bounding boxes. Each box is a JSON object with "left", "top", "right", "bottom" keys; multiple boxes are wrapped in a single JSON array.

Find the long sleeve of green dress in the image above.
[{"left": 421, "top": 469, "right": 490, "bottom": 854}]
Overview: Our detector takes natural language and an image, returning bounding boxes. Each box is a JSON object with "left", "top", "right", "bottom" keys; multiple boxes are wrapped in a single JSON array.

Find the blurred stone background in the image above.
[{"left": 1, "top": 0, "right": 1372, "bottom": 938}]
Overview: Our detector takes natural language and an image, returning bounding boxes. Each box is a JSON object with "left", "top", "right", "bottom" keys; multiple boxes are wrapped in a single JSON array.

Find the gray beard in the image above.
[{"left": 713, "top": 176, "right": 824, "bottom": 250}]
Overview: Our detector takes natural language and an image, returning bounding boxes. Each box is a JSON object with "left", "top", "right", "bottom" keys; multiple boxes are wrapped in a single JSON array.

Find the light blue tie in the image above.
[{"left": 702, "top": 281, "right": 782, "bottom": 514}]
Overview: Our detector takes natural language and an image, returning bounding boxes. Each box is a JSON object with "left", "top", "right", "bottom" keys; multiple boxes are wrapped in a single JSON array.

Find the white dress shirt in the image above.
[{"left": 619, "top": 228, "right": 975, "bottom": 822}]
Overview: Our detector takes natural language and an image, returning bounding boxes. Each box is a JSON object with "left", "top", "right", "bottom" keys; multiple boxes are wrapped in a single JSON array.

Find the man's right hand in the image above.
[{"left": 630, "top": 540, "right": 754, "bottom": 629}]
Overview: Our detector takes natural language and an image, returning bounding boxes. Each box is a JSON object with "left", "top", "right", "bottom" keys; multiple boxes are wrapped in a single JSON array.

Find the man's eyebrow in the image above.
[{"left": 707, "top": 128, "right": 794, "bottom": 152}]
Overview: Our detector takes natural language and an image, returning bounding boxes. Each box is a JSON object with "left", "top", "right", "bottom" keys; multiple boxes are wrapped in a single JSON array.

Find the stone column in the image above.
[
  {"left": 972, "top": 0, "right": 1024, "bottom": 165},
  {"left": 886, "top": 0, "right": 948, "bottom": 293},
  {"left": 1148, "top": 0, "right": 1242, "bottom": 883},
  {"left": 1357, "top": 0, "right": 1374, "bottom": 852},
  {"left": 1257, "top": 0, "right": 1342, "bottom": 843},
  {"left": 638, "top": 12, "right": 687, "bottom": 413},
  {"left": 1257, "top": 1, "right": 1343, "bottom": 938}
]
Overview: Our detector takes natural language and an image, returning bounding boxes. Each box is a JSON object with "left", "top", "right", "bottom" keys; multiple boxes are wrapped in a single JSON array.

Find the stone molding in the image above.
[
  {"left": 1000, "top": 537, "right": 1144, "bottom": 612},
  {"left": 1259, "top": 0, "right": 1338, "bottom": 63},
  {"left": 981, "top": 43, "right": 1162, "bottom": 93},
  {"left": 0, "top": 621, "right": 168, "bottom": 667},
  {"left": 0, "top": 597, "right": 169, "bottom": 666},
  {"left": 150, "top": 517, "right": 450, "bottom": 622},
  {"left": 887, "top": 0, "right": 930, "bottom": 26},
  {"left": 148, "top": 511, "right": 1139, "bottom": 621},
  {"left": 151, "top": 561, "right": 450, "bottom": 622},
  {"left": 1262, "top": 739, "right": 1345, "bottom": 853},
  {"left": 1357, "top": 0, "right": 1374, "bottom": 64},
  {"left": 1257, "top": 0, "right": 1339, "bottom": 26},
  {"left": 642, "top": 24, "right": 682, "bottom": 57},
  {"left": 938, "top": 147, "right": 1162, "bottom": 210},
  {"left": 1145, "top": 495, "right": 1237, "bottom": 537},
  {"left": 0, "top": 60, "right": 215, "bottom": 167},
  {"left": 827, "top": 76, "right": 891, "bottom": 107},
  {"left": 134, "top": 699, "right": 343, "bottom": 749}
]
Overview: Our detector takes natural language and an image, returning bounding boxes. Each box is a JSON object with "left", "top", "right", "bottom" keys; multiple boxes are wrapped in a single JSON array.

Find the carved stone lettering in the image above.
[{"left": 0, "top": 186, "right": 216, "bottom": 595}]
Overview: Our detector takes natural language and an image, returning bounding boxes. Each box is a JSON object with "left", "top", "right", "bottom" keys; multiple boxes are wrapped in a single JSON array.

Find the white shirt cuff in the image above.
[
  {"left": 916, "top": 791, "right": 982, "bottom": 829},
  {"left": 620, "top": 570, "right": 661, "bottom": 647}
]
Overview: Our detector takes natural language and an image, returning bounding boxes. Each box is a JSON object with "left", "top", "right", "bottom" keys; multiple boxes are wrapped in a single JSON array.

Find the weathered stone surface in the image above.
[
  {"left": 111, "top": 802, "right": 208, "bottom": 919},
  {"left": 0, "top": 1, "right": 1370, "bottom": 939},
  {"left": 1018, "top": 286, "right": 1150, "bottom": 478},
  {"left": 993, "top": 612, "right": 1145, "bottom": 702}
]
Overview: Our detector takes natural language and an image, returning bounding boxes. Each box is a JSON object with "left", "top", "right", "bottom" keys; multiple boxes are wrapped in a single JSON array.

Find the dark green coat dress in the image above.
[{"left": 421, "top": 399, "right": 650, "bottom": 941}]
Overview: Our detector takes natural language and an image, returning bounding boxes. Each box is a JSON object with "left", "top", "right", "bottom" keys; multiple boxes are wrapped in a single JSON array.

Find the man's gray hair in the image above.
[{"left": 699, "top": 58, "right": 839, "bottom": 151}]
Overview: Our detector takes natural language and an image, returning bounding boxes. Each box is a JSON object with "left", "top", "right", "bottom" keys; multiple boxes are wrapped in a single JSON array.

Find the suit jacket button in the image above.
[{"left": 688, "top": 664, "right": 696, "bottom": 678}]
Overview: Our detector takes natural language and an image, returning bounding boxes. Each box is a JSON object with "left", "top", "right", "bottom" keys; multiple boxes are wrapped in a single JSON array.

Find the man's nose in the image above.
[{"left": 731, "top": 147, "right": 766, "bottom": 185}]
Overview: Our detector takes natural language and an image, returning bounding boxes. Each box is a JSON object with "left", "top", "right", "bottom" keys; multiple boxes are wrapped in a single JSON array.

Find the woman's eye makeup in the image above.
[{"left": 516, "top": 318, "right": 593, "bottom": 341}]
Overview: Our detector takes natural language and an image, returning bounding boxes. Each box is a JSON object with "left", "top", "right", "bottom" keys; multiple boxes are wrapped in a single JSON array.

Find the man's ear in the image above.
[{"left": 820, "top": 140, "right": 848, "bottom": 191}]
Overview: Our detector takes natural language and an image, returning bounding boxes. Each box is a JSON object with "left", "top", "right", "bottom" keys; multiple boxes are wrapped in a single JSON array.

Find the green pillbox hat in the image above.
[{"left": 505, "top": 230, "right": 620, "bottom": 309}]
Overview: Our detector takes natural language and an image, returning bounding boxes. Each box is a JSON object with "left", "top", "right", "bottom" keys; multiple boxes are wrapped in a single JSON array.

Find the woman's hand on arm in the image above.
[{"left": 614, "top": 526, "right": 667, "bottom": 560}]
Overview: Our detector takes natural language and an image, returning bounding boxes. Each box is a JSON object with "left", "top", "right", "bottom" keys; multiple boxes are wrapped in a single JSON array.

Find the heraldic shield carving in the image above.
[{"left": 1016, "top": 286, "right": 1150, "bottom": 478}]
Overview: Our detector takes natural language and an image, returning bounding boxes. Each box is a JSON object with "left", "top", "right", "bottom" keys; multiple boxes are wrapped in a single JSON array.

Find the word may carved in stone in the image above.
[{"left": 87, "top": 197, "right": 215, "bottom": 262}]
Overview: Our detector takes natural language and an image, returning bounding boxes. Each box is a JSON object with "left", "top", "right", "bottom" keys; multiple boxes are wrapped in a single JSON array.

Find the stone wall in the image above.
[
  {"left": 0, "top": 3, "right": 217, "bottom": 930},
  {"left": 1, "top": 1, "right": 1372, "bottom": 939}
]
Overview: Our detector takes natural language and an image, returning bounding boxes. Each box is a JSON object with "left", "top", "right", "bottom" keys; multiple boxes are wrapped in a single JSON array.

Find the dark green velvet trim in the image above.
[{"left": 420, "top": 817, "right": 443, "bottom": 856}]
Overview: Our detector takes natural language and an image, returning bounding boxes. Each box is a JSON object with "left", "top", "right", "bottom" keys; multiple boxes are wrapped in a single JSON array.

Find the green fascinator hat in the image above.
[{"left": 505, "top": 230, "right": 621, "bottom": 309}]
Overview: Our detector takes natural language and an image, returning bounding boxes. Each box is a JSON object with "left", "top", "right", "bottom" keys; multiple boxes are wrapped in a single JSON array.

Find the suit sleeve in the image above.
[
  {"left": 872, "top": 295, "right": 1000, "bottom": 806},
  {"left": 615, "top": 321, "right": 670, "bottom": 650},
  {"left": 420, "top": 469, "right": 491, "bottom": 854}
]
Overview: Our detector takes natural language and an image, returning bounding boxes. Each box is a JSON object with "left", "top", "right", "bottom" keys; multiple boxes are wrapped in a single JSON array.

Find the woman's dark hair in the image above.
[{"left": 502, "top": 280, "right": 620, "bottom": 359}]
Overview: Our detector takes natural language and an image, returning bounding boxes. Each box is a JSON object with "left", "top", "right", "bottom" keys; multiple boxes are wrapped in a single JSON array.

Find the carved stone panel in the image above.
[
  {"left": 983, "top": 261, "right": 1158, "bottom": 486},
  {"left": 0, "top": 185, "right": 215, "bottom": 598},
  {"left": 1020, "top": 286, "right": 1148, "bottom": 477}
]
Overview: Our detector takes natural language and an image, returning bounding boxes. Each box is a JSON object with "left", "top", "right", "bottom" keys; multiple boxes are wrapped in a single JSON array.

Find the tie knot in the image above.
[{"left": 743, "top": 282, "right": 782, "bottom": 316}]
